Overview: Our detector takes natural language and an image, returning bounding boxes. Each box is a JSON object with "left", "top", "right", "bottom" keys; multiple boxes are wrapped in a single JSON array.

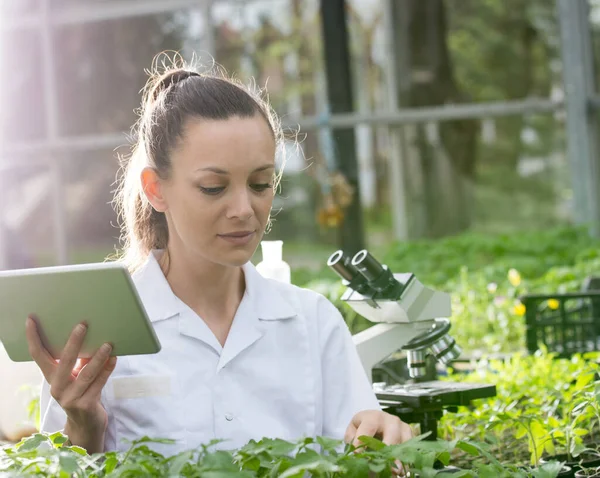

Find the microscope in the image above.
[{"left": 328, "top": 249, "right": 496, "bottom": 440}]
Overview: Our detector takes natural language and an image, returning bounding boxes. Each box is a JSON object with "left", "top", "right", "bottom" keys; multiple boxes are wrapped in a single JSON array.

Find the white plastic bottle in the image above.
[{"left": 256, "top": 240, "right": 291, "bottom": 284}]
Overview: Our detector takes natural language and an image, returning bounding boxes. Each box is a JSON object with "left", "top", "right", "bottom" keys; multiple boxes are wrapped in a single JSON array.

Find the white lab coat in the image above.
[{"left": 40, "top": 251, "right": 380, "bottom": 455}]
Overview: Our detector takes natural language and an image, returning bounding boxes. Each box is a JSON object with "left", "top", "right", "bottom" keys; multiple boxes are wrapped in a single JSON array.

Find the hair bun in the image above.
[{"left": 151, "top": 69, "right": 201, "bottom": 101}]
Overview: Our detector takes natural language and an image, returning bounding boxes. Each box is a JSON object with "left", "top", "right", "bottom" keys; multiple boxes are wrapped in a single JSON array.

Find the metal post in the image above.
[
  {"left": 0, "top": 9, "right": 6, "bottom": 270},
  {"left": 0, "top": 99, "right": 565, "bottom": 157},
  {"left": 41, "top": 0, "right": 68, "bottom": 264},
  {"left": 202, "top": 0, "right": 215, "bottom": 57},
  {"left": 0, "top": 172, "right": 6, "bottom": 270},
  {"left": 2, "top": 0, "right": 206, "bottom": 31},
  {"left": 383, "top": 0, "right": 409, "bottom": 240},
  {"left": 320, "top": 0, "right": 365, "bottom": 255},
  {"left": 557, "top": 0, "right": 600, "bottom": 236}
]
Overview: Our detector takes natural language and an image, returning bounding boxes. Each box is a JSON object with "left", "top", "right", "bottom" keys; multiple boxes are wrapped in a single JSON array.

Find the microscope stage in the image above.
[{"left": 374, "top": 380, "right": 496, "bottom": 409}]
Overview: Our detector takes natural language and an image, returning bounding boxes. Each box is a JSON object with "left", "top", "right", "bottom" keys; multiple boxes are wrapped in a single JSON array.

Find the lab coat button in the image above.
[{"left": 225, "top": 413, "right": 234, "bottom": 421}]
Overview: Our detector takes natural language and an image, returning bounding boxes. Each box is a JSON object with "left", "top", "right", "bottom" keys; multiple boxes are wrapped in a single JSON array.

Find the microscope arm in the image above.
[{"left": 353, "top": 321, "right": 435, "bottom": 382}]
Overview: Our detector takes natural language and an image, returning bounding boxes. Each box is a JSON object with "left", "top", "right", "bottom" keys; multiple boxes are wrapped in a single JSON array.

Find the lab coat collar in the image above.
[
  {"left": 242, "top": 258, "right": 297, "bottom": 321},
  {"left": 132, "top": 250, "right": 185, "bottom": 323},
  {"left": 132, "top": 250, "right": 297, "bottom": 324}
]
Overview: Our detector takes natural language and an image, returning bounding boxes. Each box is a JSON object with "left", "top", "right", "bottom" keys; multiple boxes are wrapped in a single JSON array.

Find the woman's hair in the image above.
[{"left": 111, "top": 54, "right": 285, "bottom": 273}]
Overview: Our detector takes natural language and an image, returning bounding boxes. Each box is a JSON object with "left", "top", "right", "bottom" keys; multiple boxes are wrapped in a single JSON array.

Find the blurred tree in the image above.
[
  {"left": 214, "top": 21, "right": 245, "bottom": 76},
  {"left": 388, "top": 0, "right": 556, "bottom": 238},
  {"left": 447, "top": 0, "right": 557, "bottom": 169},
  {"left": 390, "top": 0, "right": 480, "bottom": 238},
  {"left": 446, "top": 0, "right": 560, "bottom": 232}
]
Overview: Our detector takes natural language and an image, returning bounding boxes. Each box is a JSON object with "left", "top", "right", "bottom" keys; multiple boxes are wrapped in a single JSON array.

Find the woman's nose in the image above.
[{"left": 227, "top": 189, "right": 254, "bottom": 220}]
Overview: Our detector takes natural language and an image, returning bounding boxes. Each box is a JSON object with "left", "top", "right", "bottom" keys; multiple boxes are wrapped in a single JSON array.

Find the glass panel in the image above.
[
  {"left": 51, "top": 11, "right": 189, "bottom": 136},
  {"left": 382, "top": 0, "right": 561, "bottom": 106},
  {"left": 0, "top": 0, "right": 39, "bottom": 16},
  {"left": 268, "top": 111, "right": 571, "bottom": 250},
  {"left": 0, "top": 28, "right": 46, "bottom": 143},
  {"left": 1, "top": 162, "right": 54, "bottom": 269},
  {"left": 211, "top": 0, "right": 320, "bottom": 114},
  {"left": 1, "top": 150, "right": 121, "bottom": 268},
  {"left": 589, "top": 0, "right": 600, "bottom": 91},
  {"left": 60, "top": 149, "right": 121, "bottom": 264},
  {"left": 470, "top": 112, "right": 570, "bottom": 233},
  {"left": 54, "top": 0, "right": 141, "bottom": 5}
]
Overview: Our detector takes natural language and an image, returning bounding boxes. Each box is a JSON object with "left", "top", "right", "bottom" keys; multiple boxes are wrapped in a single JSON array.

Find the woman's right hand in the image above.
[{"left": 25, "top": 316, "right": 117, "bottom": 453}]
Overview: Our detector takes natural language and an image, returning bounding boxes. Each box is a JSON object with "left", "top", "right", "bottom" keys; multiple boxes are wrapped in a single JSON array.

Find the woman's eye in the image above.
[
  {"left": 251, "top": 183, "right": 273, "bottom": 192},
  {"left": 199, "top": 186, "right": 225, "bottom": 195}
]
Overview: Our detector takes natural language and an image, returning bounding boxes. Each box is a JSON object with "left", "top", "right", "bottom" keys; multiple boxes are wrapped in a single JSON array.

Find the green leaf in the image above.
[
  {"left": 547, "top": 416, "right": 560, "bottom": 428},
  {"left": 338, "top": 458, "right": 370, "bottom": 478},
  {"left": 315, "top": 436, "right": 343, "bottom": 452},
  {"left": 278, "top": 457, "right": 340, "bottom": 478},
  {"left": 168, "top": 450, "right": 193, "bottom": 475},
  {"left": 437, "top": 451, "right": 452, "bottom": 466},
  {"left": 201, "top": 472, "right": 254, "bottom": 478},
  {"left": 49, "top": 432, "right": 68, "bottom": 446},
  {"left": 575, "top": 372, "right": 595, "bottom": 390},
  {"left": 515, "top": 425, "right": 528, "bottom": 439},
  {"left": 58, "top": 453, "right": 80, "bottom": 474},
  {"left": 477, "top": 464, "right": 508, "bottom": 478},
  {"left": 16, "top": 433, "right": 48, "bottom": 451},
  {"left": 531, "top": 461, "right": 563, "bottom": 478},
  {"left": 68, "top": 445, "right": 88, "bottom": 456},
  {"left": 355, "top": 435, "right": 386, "bottom": 451},
  {"left": 103, "top": 453, "right": 120, "bottom": 473},
  {"left": 456, "top": 440, "right": 480, "bottom": 457},
  {"left": 530, "top": 420, "right": 548, "bottom": 441},
  {"left": 368, "top": 461, "right": 388, "bottom": 473}
]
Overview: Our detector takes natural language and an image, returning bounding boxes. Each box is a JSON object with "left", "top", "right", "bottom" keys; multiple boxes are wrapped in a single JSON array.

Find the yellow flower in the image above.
[
  {"left": 513, "top": 302, "right": 526, "bottom": 316},
  {"left": 508, "top": 268, "right": 522, "bottom": 287},
  {"left": 548, "top": 299, "right": 560, "bottom": 310}
]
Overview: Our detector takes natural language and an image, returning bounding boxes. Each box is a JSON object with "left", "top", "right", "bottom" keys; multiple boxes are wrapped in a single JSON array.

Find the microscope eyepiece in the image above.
[
  {"left": 327, "top": 250, "right": 360, "bottom": 282},
  {"left": 351, "top": 250, "right": 386, "bottom": 282}
]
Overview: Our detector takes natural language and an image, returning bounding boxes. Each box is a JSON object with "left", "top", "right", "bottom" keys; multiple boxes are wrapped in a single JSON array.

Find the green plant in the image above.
[
  {"left": 547, "top": 372, "right": 597, "bottom": 463},
  {"left": 0, "top": 431, "right": 566, "bottom": 477},
  {"left": 439, "top": 350, "right": 600, "bottom": 467}
]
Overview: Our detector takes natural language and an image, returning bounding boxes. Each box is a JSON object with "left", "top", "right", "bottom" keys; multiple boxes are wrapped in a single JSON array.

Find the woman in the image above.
[{"left": 26, "top": 60, "right": 412, "bottom": 456}]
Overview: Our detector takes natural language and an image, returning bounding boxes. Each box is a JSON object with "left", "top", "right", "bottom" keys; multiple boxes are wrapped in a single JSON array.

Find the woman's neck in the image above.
[{"left": 158, "top": 247, "right": 245, "bottom": 326}]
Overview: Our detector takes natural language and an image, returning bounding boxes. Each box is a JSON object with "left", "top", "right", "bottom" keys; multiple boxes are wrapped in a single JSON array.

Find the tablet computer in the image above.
[{"left": 0, "top": 261, "right": 161, "bottom": 362}]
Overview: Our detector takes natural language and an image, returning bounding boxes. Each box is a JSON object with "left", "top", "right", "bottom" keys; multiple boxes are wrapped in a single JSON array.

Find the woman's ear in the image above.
[{"left": 141, "top": 167, "right": 168, "bottom": 213}]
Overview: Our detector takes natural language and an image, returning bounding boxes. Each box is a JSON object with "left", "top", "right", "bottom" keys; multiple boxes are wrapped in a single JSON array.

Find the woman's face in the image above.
[{"left": 151, "top": 114, "right": 276, "bottom": 268}]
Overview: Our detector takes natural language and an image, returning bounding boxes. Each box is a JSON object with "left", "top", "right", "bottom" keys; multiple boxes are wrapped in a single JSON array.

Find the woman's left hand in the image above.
[{"left": 345, "top": 409, "right": 413, "bottom": 447}]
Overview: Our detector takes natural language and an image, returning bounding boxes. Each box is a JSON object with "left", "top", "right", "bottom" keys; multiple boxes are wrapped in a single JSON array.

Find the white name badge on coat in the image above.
[{"left": 111, "top": 375, "right": 172, "bottom": 400}]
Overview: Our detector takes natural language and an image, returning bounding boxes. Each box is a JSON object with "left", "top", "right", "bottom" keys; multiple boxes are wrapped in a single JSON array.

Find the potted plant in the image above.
[{"left": 575, "top": 466, "right": 600, "bottom": 478}]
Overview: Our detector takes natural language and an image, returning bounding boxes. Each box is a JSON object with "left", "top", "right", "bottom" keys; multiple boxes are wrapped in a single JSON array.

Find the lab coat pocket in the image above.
[{"left": 106, "top": 373, "right": 186, "bottom": 455}]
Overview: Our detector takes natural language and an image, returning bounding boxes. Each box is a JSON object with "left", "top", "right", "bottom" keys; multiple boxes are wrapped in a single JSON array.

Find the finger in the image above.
[
  {"left": 352, "top": 421, "right": 380, "bottom": 448},
  {"left": 53, "top": 323, "right": 88, "bottom": 391},
  {"left": 82, "top": 355, "right": 117, "bottom": 400},
  {"left": 69, "top": 344, "right": 113, "bottom": 398},
  {"left": 382, "top": 419, "right": 413, "bottom": 445},
  {"left": 72, "top": 358, "right": 91, "bottom": 377},
  {"left": 392, "top": 460, "right": 406, "bottom": 477},
  {"left": 344, "top": 421, "right": 357, "bottom": 444},
  {"left": 25, "top": 316, "right": 57, "bottom": 381}
]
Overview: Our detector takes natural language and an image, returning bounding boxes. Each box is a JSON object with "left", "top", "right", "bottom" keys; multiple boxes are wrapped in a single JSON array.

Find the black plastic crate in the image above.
[{"left": 520, "top": 291, "right": 600, "bottom": 356}]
